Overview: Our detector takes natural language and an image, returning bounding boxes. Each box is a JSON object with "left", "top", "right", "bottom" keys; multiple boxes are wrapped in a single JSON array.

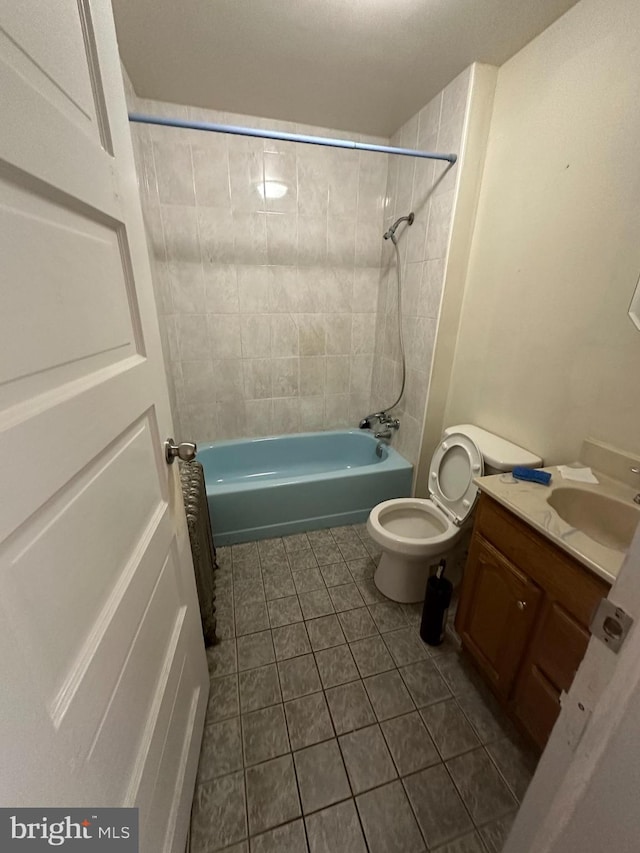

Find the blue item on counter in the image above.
[{"left": 512, "top": 466, "right": 552, "bottom": 486}]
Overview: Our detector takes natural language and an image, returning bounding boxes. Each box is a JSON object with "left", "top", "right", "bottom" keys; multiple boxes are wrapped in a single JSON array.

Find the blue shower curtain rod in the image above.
[{"left": 128, "top": 113, "right": 457, "bottom": 163}]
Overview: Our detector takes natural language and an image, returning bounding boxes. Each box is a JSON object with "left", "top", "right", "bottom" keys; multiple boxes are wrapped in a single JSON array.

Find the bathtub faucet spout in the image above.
[
  {"left": 375, "top": 429, "right": 392, "bottom": 440},
  {"left": 374, "top": 418, "right": 400, "bottom": 441}
]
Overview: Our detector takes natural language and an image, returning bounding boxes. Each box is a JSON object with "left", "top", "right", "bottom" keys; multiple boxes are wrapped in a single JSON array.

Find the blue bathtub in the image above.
[{"left": 198, "top": 429, "right": 413, "bottom": 545}]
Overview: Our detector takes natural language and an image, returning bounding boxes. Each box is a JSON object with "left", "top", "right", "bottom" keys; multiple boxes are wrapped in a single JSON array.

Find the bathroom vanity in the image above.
[{"left": 455, "top": 491, "right": 612, "bottom": 750}]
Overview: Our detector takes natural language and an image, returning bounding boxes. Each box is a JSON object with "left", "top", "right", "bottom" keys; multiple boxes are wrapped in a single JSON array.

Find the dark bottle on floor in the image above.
[{"left": 420, "top": 559, "right": 452, "bottom": 646}]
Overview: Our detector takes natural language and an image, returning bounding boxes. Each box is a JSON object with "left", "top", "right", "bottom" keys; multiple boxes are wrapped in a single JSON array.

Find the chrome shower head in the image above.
[{"left": 383, "top": 212, "right": 415, "bottom": 243}]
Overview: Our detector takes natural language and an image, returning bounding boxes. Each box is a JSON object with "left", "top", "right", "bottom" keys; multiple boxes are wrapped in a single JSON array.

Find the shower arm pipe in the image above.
[{"left": 128, "top": 113, "right": 458, "bottom": 163}]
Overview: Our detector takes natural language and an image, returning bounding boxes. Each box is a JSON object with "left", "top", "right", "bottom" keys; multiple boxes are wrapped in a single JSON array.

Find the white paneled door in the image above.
[{"left": 0, "top": 2, "right": 208, "bottom": 851}]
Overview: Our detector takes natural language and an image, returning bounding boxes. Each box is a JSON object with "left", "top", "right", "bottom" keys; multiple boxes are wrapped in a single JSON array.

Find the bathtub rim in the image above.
[
  {"left": 198, "top": 428, "right": 411, "bottom": 494},
  {"left": 197, "top": 427, "right": 397, "bottom": 455},
  {"left": 199, "top": 428, "right": 413, "bottom": 545}
]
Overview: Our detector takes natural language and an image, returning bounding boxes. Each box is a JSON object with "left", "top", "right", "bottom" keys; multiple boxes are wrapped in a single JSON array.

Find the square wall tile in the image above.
[
  {"left": 240, "top": 315, "right": 271, "bottom": 358},
  {"left": 237, "top": 265, "right": 270, "bottom": 313},
  {"left": 208, "top": 314, "right": 242, "bottom": 359}
]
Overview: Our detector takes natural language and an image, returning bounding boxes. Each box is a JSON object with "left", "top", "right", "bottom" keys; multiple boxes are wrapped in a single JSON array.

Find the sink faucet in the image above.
[{"left": 632, "top": 467, "right": 640, "bottom": 504}]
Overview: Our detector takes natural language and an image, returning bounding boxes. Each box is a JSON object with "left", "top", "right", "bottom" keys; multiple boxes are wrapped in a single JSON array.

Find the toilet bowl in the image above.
[
  {"left": 368, "top": 431, "right": 482, "bottom": 603},
  {"left": 367, "top": 425, "right": 543, "bottom": 603},
  {"left": 368, "top": 498, "right": 465, "bottom": 602}
]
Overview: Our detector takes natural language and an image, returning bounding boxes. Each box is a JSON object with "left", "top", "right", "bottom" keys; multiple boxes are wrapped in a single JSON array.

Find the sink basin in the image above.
[{"left": 547, "top": 488, "right": 640, "bottom": 552}]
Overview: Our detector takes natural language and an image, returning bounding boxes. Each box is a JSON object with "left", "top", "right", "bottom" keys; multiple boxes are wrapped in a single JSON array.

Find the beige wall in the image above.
[
  {"left": 444, "top": 0, "right": 640, "bottom": 465},
  {"left": 371, "top": 69, "right": 473, "bottom": 467},
  {"left": 416, "top": 64, "right": 498, "bottom": 494}
]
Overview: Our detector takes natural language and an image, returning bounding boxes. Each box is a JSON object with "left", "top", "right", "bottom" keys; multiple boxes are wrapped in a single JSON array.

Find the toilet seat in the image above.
[{"left": 428, "top": 432, "right": 483, "bottom": 524}]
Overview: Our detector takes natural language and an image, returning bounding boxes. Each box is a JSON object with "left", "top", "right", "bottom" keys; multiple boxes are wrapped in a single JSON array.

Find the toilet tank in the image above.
[{"left": 444, "top": 424, "right": 542, "bottom": 475}]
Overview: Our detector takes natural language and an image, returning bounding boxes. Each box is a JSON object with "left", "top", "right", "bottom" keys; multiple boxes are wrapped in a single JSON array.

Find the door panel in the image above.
[
  {"left": 512, "top": 598, "right": 592, "bottom": 749},
  {"left": 89, "top": 548, "right": 188, "bottom": 798},
  {"left": 1, "top": 176, "right": 140, "bottom": 386},
  {"left": 0, "top": 3, "right": 207, "bottom": 851},
  {"left": 531, "top": 600, "right": 590, "bottom": 693},
  {"left": 1, "top": 0, "right": 99, "bottom": 127},
  {"left": 4, "top": 419, "right": 162, "bottom": 688},
  {"left": 513, "top": 662, "right": 562, "bottom": 750}
]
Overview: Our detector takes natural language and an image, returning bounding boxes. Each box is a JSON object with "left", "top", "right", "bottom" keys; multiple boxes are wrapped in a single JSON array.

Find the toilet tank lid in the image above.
[{"left": 444, "top": 424, "right": 543, "bottom": 471}]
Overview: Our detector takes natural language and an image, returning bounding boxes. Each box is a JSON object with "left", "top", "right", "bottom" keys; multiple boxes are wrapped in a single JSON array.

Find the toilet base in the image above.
[{"left": 374, "top": 550, "right": 449, "bottom": 604}]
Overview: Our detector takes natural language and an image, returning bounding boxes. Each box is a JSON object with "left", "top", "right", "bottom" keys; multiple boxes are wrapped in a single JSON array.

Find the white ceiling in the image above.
[{"left": 113, "top": 0, "right": 579, "bottom": 137}]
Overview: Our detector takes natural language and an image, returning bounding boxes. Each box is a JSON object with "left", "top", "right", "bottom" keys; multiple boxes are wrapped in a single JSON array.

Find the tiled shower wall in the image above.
[
  {"left": 371, "top": 69, "right": 471, "bottom": 465},
  {"left": 125, "top": 67, "right": 471, "bottom": 468},
  {"left": 127, "top": 88, "right": 388, "bottom": 440}
]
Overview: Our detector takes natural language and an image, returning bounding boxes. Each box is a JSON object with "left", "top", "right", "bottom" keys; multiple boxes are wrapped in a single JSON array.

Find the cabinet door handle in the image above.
[{"left": 516, "top": 600, "right": 527, "bottom": 611}]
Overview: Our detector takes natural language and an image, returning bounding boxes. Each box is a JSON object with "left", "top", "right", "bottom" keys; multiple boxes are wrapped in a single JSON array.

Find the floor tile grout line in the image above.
[
  {"left": 267, "top": 548, "right": 368, "bottom": 851},
  {"left": 402, "top": 759, "right": 479, "bottom": 852},
  {"left": 203, "top": 716, "right": 496, "bottom": 844},
  {"left": 417, "top": 704, "right": 488, "bottom": 767},
  {"left": 441, "top": 744, "right": 517, "bottom": 841},
  {"left": 272, "top": 571, "right": 375, "bottom": 853},
  {"left": 470, "top": 804, "right": 520, "bottom": 833},
  {"left": 208, "top": 645, "right": 474, "bottom": 735},
  {"left": 234, "top": 680, "right": 493, "bottom": 759},
  {"left": 267, "top": 629, "right": 311, "bottom": 850},
  {"left": 332, "top": 740, "right": 374, "bottom": 853},
  {"left": 214, "top": 649, "right": 475, "bottom": 726},
  {"left": 448, "top": 689, "right": 509, "bottom": 750},
  {"left": 427, "top": 649, "right": 499, "bottom": 745},
  {"left": 377, "top": 722, "right": 404, "bottom": 781},
  {"left": 470, "top": 747, "right": 522, "bottom": 819},
  {"left": 398, "top": 773, "right": 432, "bottom": 851},
  {"left": 482, "top": 740, "right": 528, "bottom": 806}
]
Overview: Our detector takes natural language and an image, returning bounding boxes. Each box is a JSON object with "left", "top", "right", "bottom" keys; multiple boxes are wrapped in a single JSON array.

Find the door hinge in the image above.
[{"left": 590, "top": 598, "right": 633, "bottom": 653}]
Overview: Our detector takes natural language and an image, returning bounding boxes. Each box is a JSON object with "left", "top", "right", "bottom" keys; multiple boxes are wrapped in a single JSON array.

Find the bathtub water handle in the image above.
[{"left": 165, "top": 437, "right": 198, "bottom": 465}]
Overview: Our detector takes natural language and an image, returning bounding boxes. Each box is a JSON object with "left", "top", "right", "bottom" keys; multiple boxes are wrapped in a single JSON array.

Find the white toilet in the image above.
[{"left": 368, "top": 424, "right": 542, "bottom": 603}]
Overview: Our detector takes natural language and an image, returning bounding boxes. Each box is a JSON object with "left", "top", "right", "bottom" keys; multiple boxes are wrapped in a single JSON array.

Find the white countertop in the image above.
[{"left": 474, "top": 467, "right": 639, "bottom": 585}]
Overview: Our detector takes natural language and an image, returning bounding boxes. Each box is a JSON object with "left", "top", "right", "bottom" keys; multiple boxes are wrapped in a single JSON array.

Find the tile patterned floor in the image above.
[{"left": 192, "top": 525, "right": 538, "bottom": 853}]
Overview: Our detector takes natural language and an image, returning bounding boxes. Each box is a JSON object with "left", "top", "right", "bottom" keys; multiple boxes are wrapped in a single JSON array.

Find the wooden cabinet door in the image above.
[
  {"left": 455, "top": 536, "right": 542, "bottom": 699},
  {"left": 513, "top": 599, "right": 592, "bottom": 748}
]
